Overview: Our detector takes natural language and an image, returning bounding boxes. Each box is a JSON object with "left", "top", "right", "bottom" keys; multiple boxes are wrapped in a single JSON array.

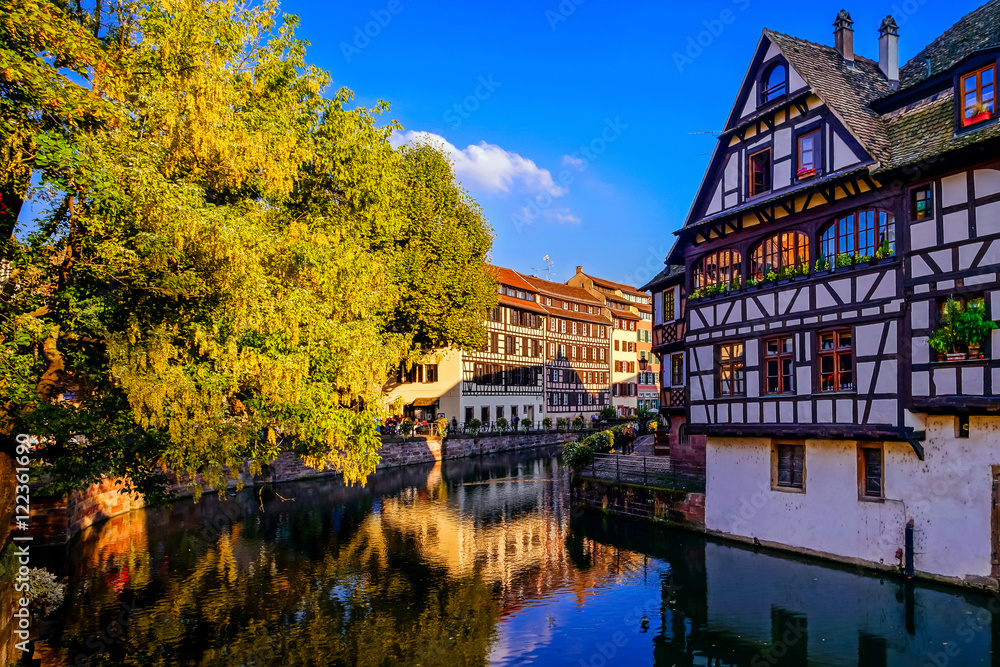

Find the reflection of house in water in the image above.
[{"left": 572, "top": 513, "right": 998, "bottom": 666}]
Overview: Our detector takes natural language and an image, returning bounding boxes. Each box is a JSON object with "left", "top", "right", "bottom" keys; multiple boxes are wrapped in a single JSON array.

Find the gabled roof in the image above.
[
  {"left": 498, "top": 295, "right": 547, "bottom": 315},
  {"left": 899, "top": 0, "right": 1000, "bottom": 90},
  {"left": 765, "top": 30, "right": 895, "bottom": 165}
]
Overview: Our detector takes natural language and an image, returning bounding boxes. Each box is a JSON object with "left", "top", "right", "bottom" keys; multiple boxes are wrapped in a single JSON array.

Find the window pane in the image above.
[
  {"left": 864, "top": 448, "right": 882, "bottom": 497},
  {"left": 839, "top": 331, "right": 852, "bottom": 349},
  {"left": 820, "top": 333, "right": 835, "bottom": 350}
]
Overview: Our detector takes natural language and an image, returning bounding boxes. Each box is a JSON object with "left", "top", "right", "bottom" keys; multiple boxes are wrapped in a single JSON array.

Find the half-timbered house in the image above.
[
  {"left": 673, "top": 3, "right": 1000, "bottom": 585},
  {"left": 520, "top": 275, "right": 613, "bottom": 419}
]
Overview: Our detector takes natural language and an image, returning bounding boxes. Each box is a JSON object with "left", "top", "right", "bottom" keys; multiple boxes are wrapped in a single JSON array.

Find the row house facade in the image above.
[
  {"left": 385, "top": 266, "right": 624, "bottom": 425},
  {"left": 521, "top": 274, "right": 614, "bottom": 417},
  {"left": 567, "top": 267, "right": 661, "bottom": 416},
  {"left": 656, "top": 2, "right": 1000, "bottom": 586}
]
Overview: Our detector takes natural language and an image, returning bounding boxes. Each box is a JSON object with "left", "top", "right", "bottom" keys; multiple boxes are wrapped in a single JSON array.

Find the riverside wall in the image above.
[{"left": 570, "top": 475, "right": 706, "bottom": 530}]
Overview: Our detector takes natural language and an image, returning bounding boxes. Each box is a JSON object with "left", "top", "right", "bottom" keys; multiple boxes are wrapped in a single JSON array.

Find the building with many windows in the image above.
[
  {"left": 567, "top": 267, "right": 661, "bottom": 416},
  {"left": 521, "top": 274, "right": 613, "bottom": 418},
  {"left": 658, "top": 3, "right": 1000, "bottom": 585}
]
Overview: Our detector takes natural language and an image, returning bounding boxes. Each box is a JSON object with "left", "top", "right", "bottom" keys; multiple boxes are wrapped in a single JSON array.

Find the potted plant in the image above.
[
  {"left": 835, "top": 253, "right": 854, "bottom": 270},
  {"left": 436, "top": 417, "right": 449, "bottom": 438},
  {"left": 573, "top": 415, "right": 584, "bottom": 431},
  {"left": 496, "top": 416, "right": 509, "bottom": 434},
  {"left": 521, "top": 417, "right": 532, "bottom": 431},
  {"left": 815, "top": 254, "right": 830, "bottom": 273},
  {"left": 542, "top": 417, "right": 552, "bottom": 432},
  {"left": 955, "top": 300, "right": 997, "bottom": 359},
  {"left": 468, "top": 418, "right": 482, "bottom": 438},
  {"left": 730, "top": 275, "right": 742, "bottom": 292},
  {"left": 746, "top": 277, "right": 761, "bottom": 289},
  {"left": 859, "top": 254, "right": 875, "bottom": 265},
  {"left": 875, "top": 240, "right": 894, "bottom": 261},
  {"left": 557, "top": 417, "right": 568, "bottom": 432},
  {"left": 963, "top": 102, "right": 993, "bottom": 127},
  {"left": 763, "top": 270, "right": 779, "bottom": 284},
  {"left": 928, "top": 297, "right": 970, "bottom": 361},
  {"left": 400, "top": 419, "right": 415, "bottom": 438}
]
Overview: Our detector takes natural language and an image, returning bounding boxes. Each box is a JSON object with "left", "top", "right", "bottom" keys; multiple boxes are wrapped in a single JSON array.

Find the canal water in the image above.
[{"left": 31, "top": 446, "right": 1000, "bottom": 666}]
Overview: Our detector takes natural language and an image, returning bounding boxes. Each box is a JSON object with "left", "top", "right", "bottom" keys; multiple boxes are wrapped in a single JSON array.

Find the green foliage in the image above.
[
  {"left": 572, "top": 415, "right": 584, "bottom": 430},
  {"left": 562, "top": 440, "right": 594, "bottom": 471},
  {"left": 556, "top": 418, "right": 568, "bottom": 432},
  {"left": 876, "top": 240, "right": 894, "bottom": 260},
  {"left": 0, "top": 0, "right": 495, "bottom": 499},
  {"left": 956, "top": 301, "right": 997, "bottom": 350},
  {"left": 764, "top": 271, "right": 778, "bottom": 283},
  {"left": 835, "top": 253, "right": 854, "bottom": 268},
  {"left": 600, "top": 406, "right": 616, "bottom": 421},
  {"left": 542, "top": 417, "right": 552, "bottom": 431},
  {"left": 929, "top": 297, "right": 966, "bottom": 355},
  {"left": 400, "top": 420, "right": 415, "bottom": 437},
  {"left": 520, "top": 417, "right": 532, "bottom": 430},
  {"left": 495, "top": 417, "right": 509, "bottom": 434},
  {"left": 468, "top": 419, "right": 482, "bottom": 436},
  {"left": 816, "top": 254, "right": 829, "bottom": 271},
  {"left": 436, "top": 418, "right": 449, "bottom": 437}
]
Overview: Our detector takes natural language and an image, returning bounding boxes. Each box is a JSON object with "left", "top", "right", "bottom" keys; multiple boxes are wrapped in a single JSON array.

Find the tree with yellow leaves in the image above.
[{"left": 0, "top": 0, "right": 496, "bottom": 502}]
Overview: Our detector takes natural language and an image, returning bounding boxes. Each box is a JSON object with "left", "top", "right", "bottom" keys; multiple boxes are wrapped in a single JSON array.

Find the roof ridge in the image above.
[{"left": 763, "top": 28, "right": 880, "bottom": 66}]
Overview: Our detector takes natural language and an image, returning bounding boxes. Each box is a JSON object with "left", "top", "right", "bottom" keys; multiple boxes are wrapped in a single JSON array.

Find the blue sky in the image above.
[{"left": 29, "top": 0, "right": 984, "bottom": 289}]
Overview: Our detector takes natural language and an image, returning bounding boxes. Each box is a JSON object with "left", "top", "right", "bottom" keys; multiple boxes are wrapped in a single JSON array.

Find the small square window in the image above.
[
  {"left": 774, "top": 443, "right": 805, "bottom": 491},
  {"left": 911, "top": 185, "right": 933, "bottom": 221}
]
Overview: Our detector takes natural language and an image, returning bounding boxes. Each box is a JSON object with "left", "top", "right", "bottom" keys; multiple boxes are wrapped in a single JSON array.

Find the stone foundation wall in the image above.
[{"left": 571, "top": 476, "right": 705, "bottom": 530}]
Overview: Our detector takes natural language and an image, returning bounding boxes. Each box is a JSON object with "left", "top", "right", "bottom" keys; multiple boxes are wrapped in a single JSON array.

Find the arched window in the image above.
[
  {"left": 693, "top": 249, "right": 742, "bottom": 290},
  {"left": 751, "top": 231, "right": 810, "bottom": 280},
  {"left": 761, "top": 63, "right": 787, "bottom": 103},
  {"left": 819, "top": 209, "right": 895, "bottom": 264}
]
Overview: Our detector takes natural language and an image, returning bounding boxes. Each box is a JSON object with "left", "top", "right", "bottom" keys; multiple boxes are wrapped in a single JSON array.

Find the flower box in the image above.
[
  {"left": 796, "top": 167, "right": 817, "bottom": 179},
  {"left": 963, "top": 110, "right": 992, "bottom": 127},
  {"left": 946, "top": 352, "right": 968, "bottom": 362}
]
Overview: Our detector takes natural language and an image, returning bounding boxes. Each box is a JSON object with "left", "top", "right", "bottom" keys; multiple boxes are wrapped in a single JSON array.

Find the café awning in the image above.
[{"left": 411, "top": 397, "right": 439, "bottom": 408}]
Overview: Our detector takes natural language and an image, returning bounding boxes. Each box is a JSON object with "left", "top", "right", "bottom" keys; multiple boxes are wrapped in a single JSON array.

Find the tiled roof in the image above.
[
  {"left": 498, "top": 294, "right": 547, "bottom": 315},
  {"left": 488, "top": 265, "right": 538, "bottom": 293},
  {"left": 880, "top": 89, "right": 1000, "bottom": 171},
  {"left": 765, "top": 30, "right": 896, "bottom": 165},
  {"left": 583, "top": 273, "right": 647, "bottom": 298},
  {"left": 898, "top": 0, "right": 1000, "bottom": 90},
  {"left": 520, "top": 274, "right": 603, "bottom": 304}
]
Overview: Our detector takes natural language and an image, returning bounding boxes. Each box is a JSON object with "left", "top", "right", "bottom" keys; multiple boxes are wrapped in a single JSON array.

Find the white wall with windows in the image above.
[{"left": 705, "top": 415, "right": 1000, "bottom": 584}]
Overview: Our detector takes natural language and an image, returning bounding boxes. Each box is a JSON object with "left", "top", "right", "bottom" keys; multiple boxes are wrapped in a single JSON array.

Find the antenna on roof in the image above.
[{"left": 532, "top": 255, "right": 554, "bottom": 281}]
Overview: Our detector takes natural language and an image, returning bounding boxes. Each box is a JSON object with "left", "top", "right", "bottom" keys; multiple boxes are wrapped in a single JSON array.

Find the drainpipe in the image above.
[{"left": 904, "top": 518, "right": 915, "bottom": 579}]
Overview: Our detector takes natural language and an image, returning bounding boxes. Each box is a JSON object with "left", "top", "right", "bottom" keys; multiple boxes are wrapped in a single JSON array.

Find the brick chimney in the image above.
[
  {"left": 879, "top": 15, "right": 899, "bottom": 84},
  {"left": 575, "top": 266, "right": 583, "bottom": 274},
  {"left": 834, "top": 10, "right": 855, "bottom": 65}
]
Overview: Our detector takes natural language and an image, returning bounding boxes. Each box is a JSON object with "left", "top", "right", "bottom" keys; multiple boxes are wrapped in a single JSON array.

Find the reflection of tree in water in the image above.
[{"left": 47, "top": 511, "right": 501, "bottom": 666}]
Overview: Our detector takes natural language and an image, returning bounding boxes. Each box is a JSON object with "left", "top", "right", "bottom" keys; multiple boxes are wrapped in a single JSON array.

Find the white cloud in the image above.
[
  {"left": 553, "top": 210, "right": 581, "bottom": 224},
  {"left": 561, "top": 154, "right": 585, "bottom": 170},
  {"left": 392, "top": 130, "right": 567, "bottom": 198}
]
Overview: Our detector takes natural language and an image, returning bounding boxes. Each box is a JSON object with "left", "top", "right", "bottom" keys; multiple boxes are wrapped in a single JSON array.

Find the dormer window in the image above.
[
  {"left": 761, "top": 63, "right": 787, "bottom": 103},
  {"left": 961, "top": 65, "right": 994, "bottom": 127}
]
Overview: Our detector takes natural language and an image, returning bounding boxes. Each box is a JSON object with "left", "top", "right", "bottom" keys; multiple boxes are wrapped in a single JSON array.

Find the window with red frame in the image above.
[
  {"left": 819, "top": 209, "right": 894, "bottom": 264},
  {"left": 693, "top": 249, "right": 742, "bottom": 290},
  {"left": 819, "top": 329, "right": 853, "bottom": 392},
  {"left": 751, "top": 231, "right": 809, "bottom": 280},
  {"left": 750, "top": 148, "right": 772, "bottom": 197},
  {"left": 764, "top": 336, "right": 794, "bottom": 393},
  {"left": 961, "top": 65, "right": 995, "bottom": 126},
  {"left": 716, "top": 342, "right": 745, "bottom": 397}
]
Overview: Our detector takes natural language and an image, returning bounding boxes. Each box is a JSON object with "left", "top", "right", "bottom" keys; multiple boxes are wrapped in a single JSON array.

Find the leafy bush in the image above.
[
  {"left": 436, "top": 418, "right": 449, "bottom": 437},
  {"left": 468, "top": 418, "right": 482, "bottom": 436},
  {"left": 27, "top": 568, "right": 65, "bottom": 615},
  {"left": 600, "top": 406, "right": 616, "bottom": 421},
  {"left": 542, "top": 417, "right": 552, "bottom": 431},
  {"left": 400, "top": 419, "right": 414, "bottom": 436},
  {"left": 557, "top": 418, "right": 568, "bottom": 431},
  {"left": 835, "top": 253, "right": 853, "bottom": 268},
  {"left": 521, "top": 418, "right": 532, "bottom": 430},
  {"left": 563, "top": 440, "right": 594, "bottom": 471},
  {"left": 496, "top": 417, "right": 509, "bottom": 434},
  {"left": 573, "top": 415, "right": 584, "bottom": 431}
]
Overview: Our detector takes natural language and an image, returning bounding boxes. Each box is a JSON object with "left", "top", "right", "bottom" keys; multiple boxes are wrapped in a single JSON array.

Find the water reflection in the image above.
[{"left": 31, "top": 447, "right": 1000, "bottom": 666}]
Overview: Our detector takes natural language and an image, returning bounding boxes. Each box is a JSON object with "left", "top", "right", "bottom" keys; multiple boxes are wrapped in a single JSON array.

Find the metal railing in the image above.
[{"left": 578, "top": 452, "right": 705, "bottom": 493}]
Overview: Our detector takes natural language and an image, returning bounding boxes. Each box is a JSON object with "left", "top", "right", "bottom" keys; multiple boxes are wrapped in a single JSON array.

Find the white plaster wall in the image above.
[{"left": 705, "top": 415, "right": 1000, "bottom": 581}]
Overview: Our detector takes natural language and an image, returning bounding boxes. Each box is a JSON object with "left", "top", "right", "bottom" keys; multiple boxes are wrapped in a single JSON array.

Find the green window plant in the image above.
[{"left": 928, "top": 297, "right": 997, "bottom": 360}]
